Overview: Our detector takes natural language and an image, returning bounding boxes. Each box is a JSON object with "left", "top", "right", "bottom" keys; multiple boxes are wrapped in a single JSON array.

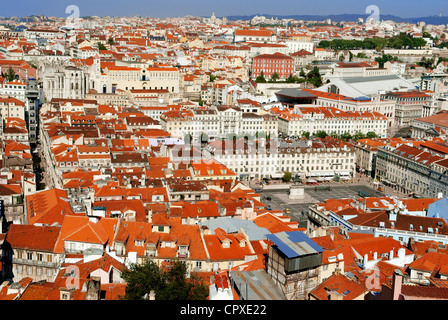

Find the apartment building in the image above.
[
  {"left": 234, "top": 29, "right": 275, "bottom": 43},
  {"left": 203, "top": 139, "right": 280, "bottom": 180},
  {"left": 6, "top": 224, "right": 63, "bottom": 283},
  {"left": 375, "top": 143, "right": 448, "bottom": 198},
  {"left": 303, "top": 89, "right": 396, "bottom": 128},
  {"left": 251, "top": 53, "right": 295, "bottom": 80},
  {"left": 384, "top": 91, "right": 433, "bottom": 127},
  {"left": 160, "top": 105, "right": 277, "bottom": 142},
  {"left": 273, "top": 105, "right": 388, "bottom": 138},
  {"left": 205, "top": 137, "right": 356, "bottom": 181},
  {"left": 0, "top": 96, "right": 26, "bottom": 121},
  {"left": 412, "top": 110, "right": 448, "bottom": 139},
  {"left": 329, "top": 62, "right": 390, "bottom": 79}
]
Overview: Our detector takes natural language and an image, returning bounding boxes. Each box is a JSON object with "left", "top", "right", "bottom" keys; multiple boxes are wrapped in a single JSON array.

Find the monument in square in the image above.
[{"left": 289, "top": 185, "right": 305, "bottom": 200}]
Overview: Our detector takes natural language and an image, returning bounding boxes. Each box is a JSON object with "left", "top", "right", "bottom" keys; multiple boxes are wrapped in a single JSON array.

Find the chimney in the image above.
[
  {"left": 59, "top": 288, "right": 74, "bottom": 301},
  {"left": 328, "top": 291, "right": 344, "bottom": 300}
]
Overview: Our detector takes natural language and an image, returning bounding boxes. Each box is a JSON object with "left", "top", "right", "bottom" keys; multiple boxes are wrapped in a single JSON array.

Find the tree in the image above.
[
  {"left": 375, "top": 54, "right": 398, "bottom": 68},
  {"left": 271, "top": 72, "right": 280, "bottom": 82},
  {"left": 301, "top": 131, "right": 310, "bottom": 139},
  {"left": 340, "top": 132, "right": 352, "bottom": 141},
  {"left": 121, "top": 260, "right": 165, "bottom": 300},
  {"left": 353, "top": 131, "right": 366, "bottom": 141},
  {"left": 283, "top": 171, "right": 292, "bottom": 182},
  {"left": 286, "top": 74, "right": 295, "bottom": 83},
  {"left": 366, "top": 132, "right": 378, "bottom": 139},
  {"left": 97, "top": 42, "right": 107, "bottom": 51},
  {"left": 315, "top": 130, "right": 328, "bottom": 139},
  {"left": 5, "top": 67, "right": 16, "bottom": 82},
  {"left": 356, "top": 52, "right": 368, "bottom": 58},
  {"left": 307, "top": 66, "right": 323, "bottom": 88},
  {"left": 121, "top": 260, "right": 208, "bottom": 300},
  {"left": 255, "top": 71, "right": 267, "bottom": 83}
]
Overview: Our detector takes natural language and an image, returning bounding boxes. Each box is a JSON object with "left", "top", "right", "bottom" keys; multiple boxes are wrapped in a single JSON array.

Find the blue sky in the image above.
[{"left": 0, "top": 0, "right": 445, "bottom": 18}]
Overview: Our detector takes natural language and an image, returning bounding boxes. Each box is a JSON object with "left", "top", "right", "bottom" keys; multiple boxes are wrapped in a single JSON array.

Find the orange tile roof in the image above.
[
  {"left": 54, "top": 216, "right": 118, "bottom": 253},
  {"left": 26, "top": 189, "right": 76, "bottom": 226},
  {"left": 310, "top": 273, "right": 368, "bottom": 300}
]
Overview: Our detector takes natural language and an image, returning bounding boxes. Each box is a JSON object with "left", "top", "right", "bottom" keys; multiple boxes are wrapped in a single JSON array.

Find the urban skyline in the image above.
[{"left": 1, "top": 2, "right": 448, "bottom": 304}]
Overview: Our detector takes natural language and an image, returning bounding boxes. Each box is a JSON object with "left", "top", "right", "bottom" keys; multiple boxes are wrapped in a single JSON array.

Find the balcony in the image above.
[{"left": 13, "top": 258, "right": 59, "bottom": 269}]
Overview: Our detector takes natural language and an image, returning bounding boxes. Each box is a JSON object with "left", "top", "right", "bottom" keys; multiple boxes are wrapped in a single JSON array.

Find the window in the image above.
[{"left": 27, "top": 252, "right": 33, "bottom": 260}]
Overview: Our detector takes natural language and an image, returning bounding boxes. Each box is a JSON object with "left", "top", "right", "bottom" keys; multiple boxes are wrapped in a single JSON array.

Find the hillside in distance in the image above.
[{"left": 221, "top": 13, "right": 448, "bottom": 25}]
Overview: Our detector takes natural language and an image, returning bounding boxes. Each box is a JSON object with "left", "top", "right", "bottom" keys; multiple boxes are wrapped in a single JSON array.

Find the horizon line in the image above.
[{"left": 1, "top": 12, "right": 447, "bottom": 20}]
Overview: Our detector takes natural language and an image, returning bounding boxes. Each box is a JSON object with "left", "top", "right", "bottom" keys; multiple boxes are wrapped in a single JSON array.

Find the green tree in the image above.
[
  {"left": 255, "top": 71, "right": 267, "bottom": 83},
  {"left": 286, "top": 74, "right": 295, "bottom": 83},
  {"left": 353, "top": 131, "right": 366, "bottom": 141},
  {"left": 121, "top": 260, "right": 165, "bottom": 300},
  {"left": 315, "top": 130, "right": 328, "bottom": 139},
  {"left": 366, "top": 132, "right": 378, "bottom": 139},
  {"left": 375, "top": 54, "right": 398, "bottom": 68},
  {"left": 301, "top": 131, "right": 310, "bottom": 139},
  {"left": 121, "top": 260, "right": 208, "bottom": 300},
  {"left": 271, "top": 72, "right": 280, "bottom": 82},
  {"left": 97, "top": 42, "right": 107, "bottom": 51},
  {"left": 283, "top": 171, "right": 292, "bottom": 182},
  {"left": 307, "top": 66, "right": 323, "bottom": 87},
  {"left": 5, "top": 67, "right": 16, "bottom": 82},
  {"left": 356, "top": 52, "right": 368, "bottom": 58},
  {"left": 340, "top": 132, "right": 352, "bottom": 141}
]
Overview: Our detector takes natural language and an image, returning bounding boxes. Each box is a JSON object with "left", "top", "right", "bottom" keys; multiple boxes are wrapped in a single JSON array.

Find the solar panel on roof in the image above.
[{"left": 266, "top": 231, "right": 323, "bottom": 258}]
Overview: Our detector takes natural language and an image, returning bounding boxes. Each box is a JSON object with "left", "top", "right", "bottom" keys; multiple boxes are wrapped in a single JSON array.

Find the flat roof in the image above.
[
  {"left": 230, "top": 270, "right": 286, "bottom": 300},
  {"left": 266, "top": 231, "right": 323, "bottom": 258}
]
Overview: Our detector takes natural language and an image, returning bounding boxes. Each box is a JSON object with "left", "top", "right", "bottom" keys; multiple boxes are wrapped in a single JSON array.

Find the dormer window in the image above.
[
  {"left": 222, "top": 239, "right": 231, "bottom": 248},
  {"left": 135, "top": 240, "right": 144, "bottom": 247}
]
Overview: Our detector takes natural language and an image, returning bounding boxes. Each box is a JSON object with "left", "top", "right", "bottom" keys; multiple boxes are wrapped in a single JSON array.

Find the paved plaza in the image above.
[{"left": 254, "top": 175, "right": 409, "bottom": 224}]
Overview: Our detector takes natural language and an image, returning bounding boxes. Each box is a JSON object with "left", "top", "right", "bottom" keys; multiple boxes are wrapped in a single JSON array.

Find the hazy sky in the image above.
[{"left": 1, "top": 0, "right": 446, "bottom": 18}]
